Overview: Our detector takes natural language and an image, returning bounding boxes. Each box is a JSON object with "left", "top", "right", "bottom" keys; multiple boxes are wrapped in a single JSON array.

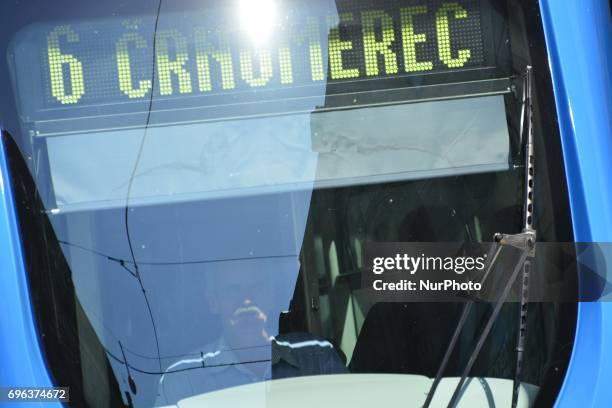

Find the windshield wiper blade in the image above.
[{"left": 423, "top": 66, "right": 536, "bottom": 408}]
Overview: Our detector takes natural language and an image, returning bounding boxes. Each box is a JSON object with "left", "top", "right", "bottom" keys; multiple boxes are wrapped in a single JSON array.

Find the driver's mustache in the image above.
[{"left": 232, "top": 305, "right": 267, "bottom": 322}]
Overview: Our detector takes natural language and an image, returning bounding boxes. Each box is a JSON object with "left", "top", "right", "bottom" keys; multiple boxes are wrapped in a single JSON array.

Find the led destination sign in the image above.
[{"left": 10, "top": 0, "right": 504, "bottom": 126}]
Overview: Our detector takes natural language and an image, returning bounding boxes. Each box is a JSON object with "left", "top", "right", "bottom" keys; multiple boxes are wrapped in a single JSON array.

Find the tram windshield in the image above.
[{"left": 0, "top": 0, "right": 575, "bottom": 407}]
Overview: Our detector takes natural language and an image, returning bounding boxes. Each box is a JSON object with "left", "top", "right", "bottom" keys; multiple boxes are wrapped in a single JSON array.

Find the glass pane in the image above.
[{"left": 0, "top": 0, "right": 575, "bottom": 407}]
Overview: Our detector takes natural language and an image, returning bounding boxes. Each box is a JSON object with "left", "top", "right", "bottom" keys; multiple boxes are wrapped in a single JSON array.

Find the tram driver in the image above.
[{"left": 155, "top": 259, "right": 347, "bottom": 405}]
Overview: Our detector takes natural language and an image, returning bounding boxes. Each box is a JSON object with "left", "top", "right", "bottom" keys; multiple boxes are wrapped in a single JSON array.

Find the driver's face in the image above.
[{"left": 212, "top": 266, "right": 274, "bottom": 346}]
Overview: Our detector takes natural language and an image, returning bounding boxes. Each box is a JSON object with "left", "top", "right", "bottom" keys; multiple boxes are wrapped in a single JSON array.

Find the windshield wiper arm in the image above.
[
  {"left": 421, "top": 242, "right": 503, "bottom": 407},
  {"left": 445, "top": 237, "right": 533, "bottom": 408},
  {"left": 509, "top": 63, "right": 536, "bottom": 408},
  {"left": 423, "top": 66, "right": 536, "bottom": 408}
]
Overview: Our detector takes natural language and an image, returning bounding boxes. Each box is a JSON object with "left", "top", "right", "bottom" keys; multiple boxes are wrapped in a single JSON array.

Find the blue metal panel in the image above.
[
  {"left": 539, "top": 0, "right": 612, "bottom": 406},
  {"left": 0, "top": 133, "right": 61, "bottom": 408}
]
